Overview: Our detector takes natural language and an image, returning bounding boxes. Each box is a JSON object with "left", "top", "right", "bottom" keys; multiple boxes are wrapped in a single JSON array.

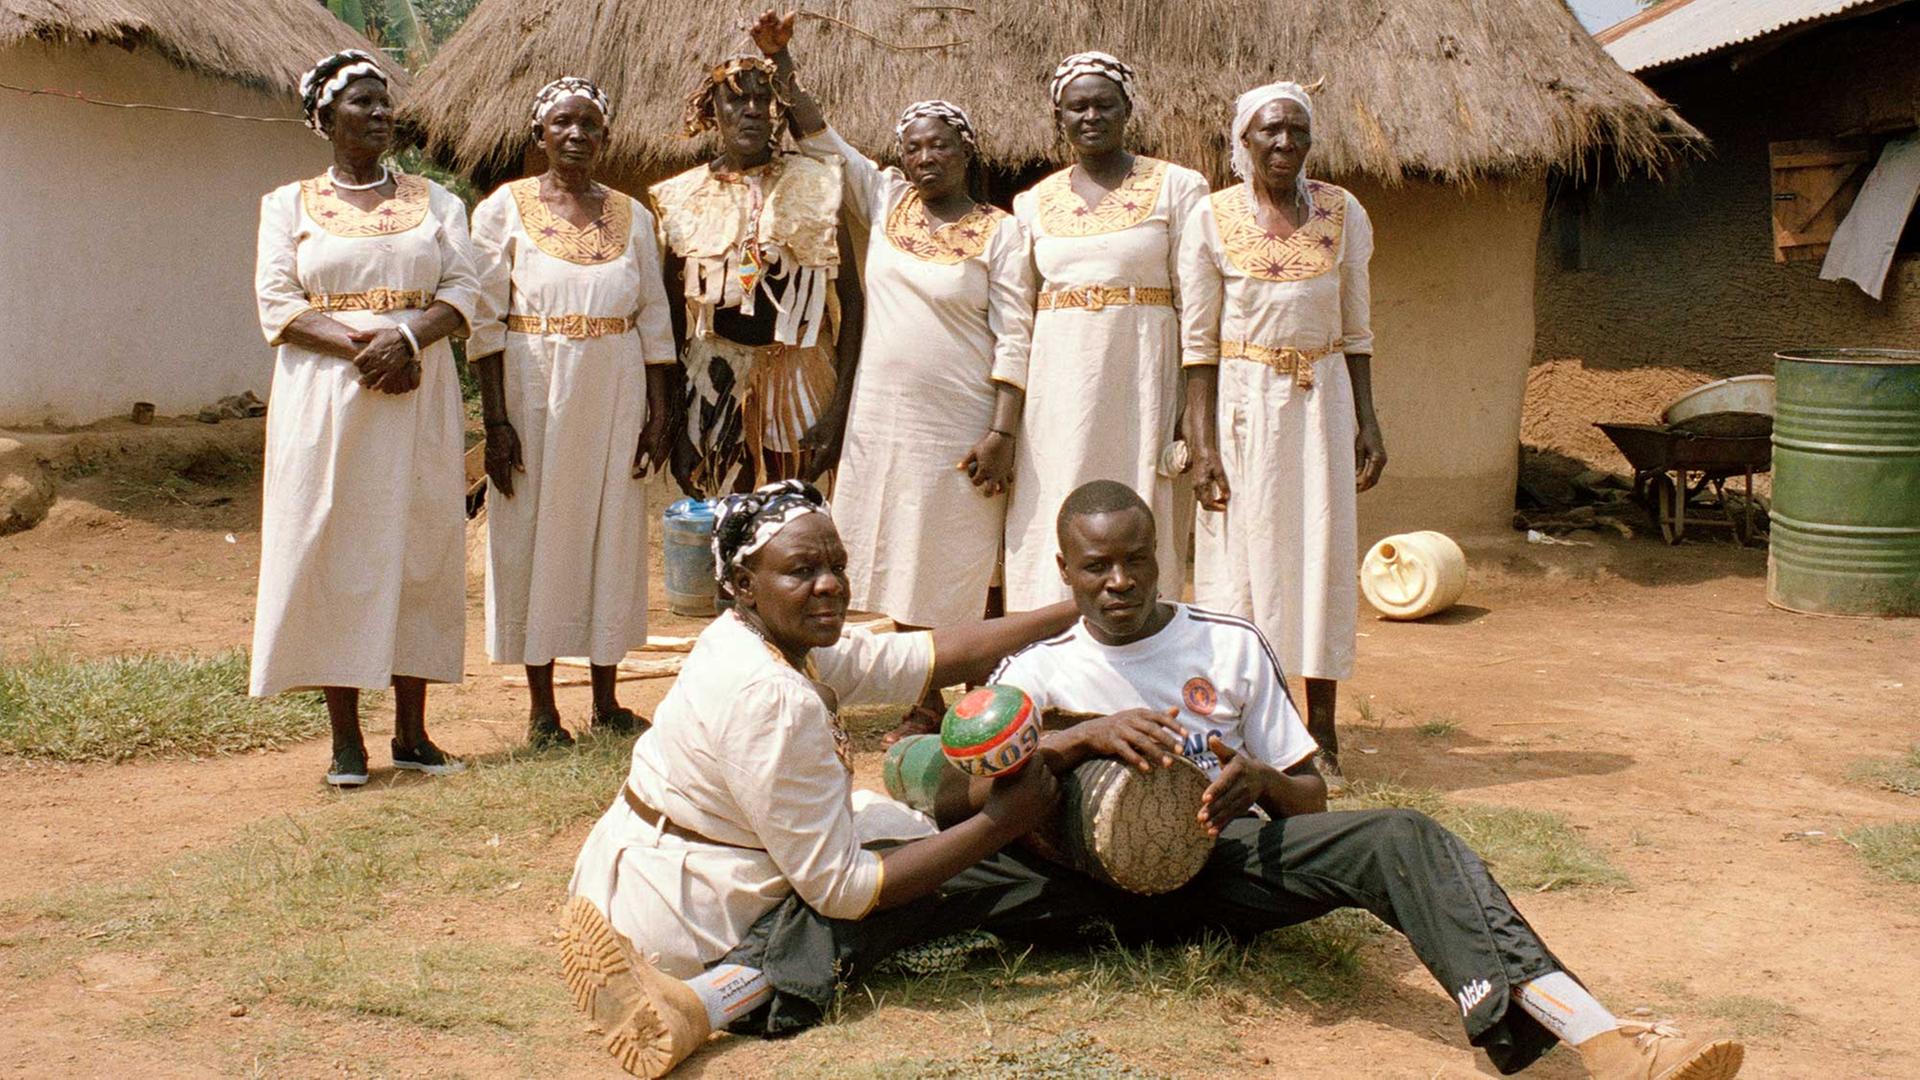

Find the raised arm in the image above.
[{"left": 927, "top": 600, "right": 1078, "bottom": 689}]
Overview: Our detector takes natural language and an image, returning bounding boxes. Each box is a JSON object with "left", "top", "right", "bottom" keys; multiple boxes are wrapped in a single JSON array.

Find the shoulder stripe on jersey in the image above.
[
  {"left": 988, "top": 629, "right": 1078, "bottom": 684},
  {"left": 1185, "top": 606, "right": 1292, "bottom": 685}
]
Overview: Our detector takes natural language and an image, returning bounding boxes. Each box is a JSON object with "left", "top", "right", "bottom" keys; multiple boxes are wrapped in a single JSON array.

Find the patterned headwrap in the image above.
[
  {"left": 1229, "top": 82, "right": 1314, "bottom": 199},
  {"left": 1048, "top": 51, "right": 1136, "bottom": 108},
  {"left": 711, "top": 480, "right": 832, "bottom": 592},
  {"left": 530, "top": 76, "right": 612, "bottom": 136},
  {"left": 895, "top": 100, "right": 978, "bottom": 152},
  {"left": 298, "top": 49, "right": 388, "bottom": 139},
  {"left": 682, "top": 55, "right": 784, "bottom": 138}
]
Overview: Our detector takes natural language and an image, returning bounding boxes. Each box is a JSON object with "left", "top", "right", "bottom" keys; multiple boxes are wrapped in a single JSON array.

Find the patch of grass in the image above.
[
  {"left": 0, "top": 648, "right": 327, "bottom": 762},
  {"left": 1848, "top": 745, "right": 1920, "bottom": 797},
  {"left": 1847, "top": 822, "right": 1920, "bottom": 884},
  {"left": 875, "top": 1030, "right": 1164, "bottom": 1079},
  {"left": 1415, "top": 718, "right": 1459, "bottom": 738},
  {"left": 1339, "top": 782, "right": 1628, "bottom": 892},
  {"left": 30, "top": 733, "right": 635, "bottom": 1035}
]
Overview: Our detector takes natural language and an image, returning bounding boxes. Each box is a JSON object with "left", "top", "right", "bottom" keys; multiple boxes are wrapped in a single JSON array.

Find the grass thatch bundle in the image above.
[
  {"left": 406, "top": 0, "right": 1688, "bottom": 185},
  {"left": 1, "top": 0, "right": 407, "bottom": 95}
]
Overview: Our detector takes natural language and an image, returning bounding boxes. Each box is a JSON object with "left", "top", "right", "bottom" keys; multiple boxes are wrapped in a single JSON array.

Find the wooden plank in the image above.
[{"left": 1770, "top": 137, "right": 1872, "bottom": 263}]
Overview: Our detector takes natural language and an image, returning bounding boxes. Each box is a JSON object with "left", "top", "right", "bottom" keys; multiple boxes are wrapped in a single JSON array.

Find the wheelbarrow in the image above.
[{"left": 1594, "top": 422, "right": 1771, "bottom": 545}]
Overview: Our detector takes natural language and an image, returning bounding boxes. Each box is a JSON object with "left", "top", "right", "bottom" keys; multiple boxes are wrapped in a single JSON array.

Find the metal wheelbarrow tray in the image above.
[{"left": 1594, "top": 422, "right": 1772, "bottom": 545}]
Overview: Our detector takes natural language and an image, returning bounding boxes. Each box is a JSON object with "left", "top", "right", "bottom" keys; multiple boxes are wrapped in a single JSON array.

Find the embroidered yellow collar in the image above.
[
  {"left": 509, "top": 178, "right": 632, "bottom": 265},
  {"left": 1034, "top": 157, "right": 1168, "bottom": 237},
  {"left": 885, "top": 191, "right": 1006, "bottom": 264},
  {"left": 1212, "top": 180, "right": 1347, "bottom": 282},
  {"left": 301, "top": 172, "right": 429, "bottom": 237}
]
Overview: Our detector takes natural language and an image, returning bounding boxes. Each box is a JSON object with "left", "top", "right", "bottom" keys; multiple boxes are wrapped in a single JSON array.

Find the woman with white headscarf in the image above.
[
  {"left": 746, "top": 12, "right": 1037, "bottom": 742},
  {"left": 1002, "top": 52, "right": 1211, "bottom": 612},
  {"left": 251, "top": 50, "right": 479, "bottom": 787},
  {"left": 1180, "top": 81, "right": 1387, "bottom": 791},
  {"left": 468, "top": 77, "right": 678, "bottom": 748}
]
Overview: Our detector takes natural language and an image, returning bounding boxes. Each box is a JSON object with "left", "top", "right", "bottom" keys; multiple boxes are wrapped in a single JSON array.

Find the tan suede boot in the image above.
[
  {"left": 1577, "top": 1020, "right": 1744, "bottom": 1080},
  {"left": 560, "top": 895, "right": 713, "bottom": 1078}
]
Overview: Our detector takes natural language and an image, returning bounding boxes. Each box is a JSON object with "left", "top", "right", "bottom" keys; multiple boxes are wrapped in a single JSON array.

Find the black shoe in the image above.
[
  {"left": 590, "top": 706, "right": 646, "bottom": 735},
  {"left": 326, "top": 744, "right": 369, "bottom": 787},
  {"left": 391, "top": 739, "right": 467, "bottom": 776},
  {"left": 528, "top": 713, "right": 575, "bottom": 749}
]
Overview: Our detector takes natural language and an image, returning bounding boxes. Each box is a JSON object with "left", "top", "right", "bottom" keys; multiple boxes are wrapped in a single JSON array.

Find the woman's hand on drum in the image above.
[
  {"left": 1355, "top": 418, "right": 1387, "bottom": 493},
  {"left": 1197, "top": 736, "right": 1281, "bottom": 838},
  {"left": 959, "top": 430, "right": 1015, "bottom": 497},
  {"left": 351, "top": 328, "right": 421, "bottom": 394},
  {"left": 981, "top": 761, "right": 1060, "bottom": 837},
  {"left": 484, "top": 419, "right": 524, "bottom": 497},
  {"left": 1191, "top": 444, "right": 1231, "bottom": 511}
]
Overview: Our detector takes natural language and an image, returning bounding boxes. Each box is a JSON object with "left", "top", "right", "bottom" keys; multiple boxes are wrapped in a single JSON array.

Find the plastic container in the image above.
[
  {"left": 1359, "top": 530, "right": 1468, "bottom": 620},
  {"left": 662, "top": 498, "right": 721, "bottom": 617}
]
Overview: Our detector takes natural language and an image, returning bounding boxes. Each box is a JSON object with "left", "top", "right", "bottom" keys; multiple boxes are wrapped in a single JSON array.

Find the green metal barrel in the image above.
[{"left": 1769, "top": 348, "right": 1920, "bottom": 616}]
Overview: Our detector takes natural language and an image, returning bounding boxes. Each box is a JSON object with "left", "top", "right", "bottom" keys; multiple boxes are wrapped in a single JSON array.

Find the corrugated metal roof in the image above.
[{"left": 1597, "top": 0, "right": 1887, "bottom": 72}]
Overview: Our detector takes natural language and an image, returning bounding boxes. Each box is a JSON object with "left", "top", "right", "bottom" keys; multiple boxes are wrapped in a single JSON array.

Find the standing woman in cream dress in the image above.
[
  {"left": 1181, "top": 83, "right": 1387, "bottom": 790},
  {"left": 751, "top": 15, "right": 1035, "bottom": 741},
  {"left": 469, "top": 78, "right": 678, "bottom": 748},
  {"left": 251, "top": 51, "right": 479, "bottom": 786},
  {"left": 1003, "top": 52, "right": 1210, "bottom": 610}
]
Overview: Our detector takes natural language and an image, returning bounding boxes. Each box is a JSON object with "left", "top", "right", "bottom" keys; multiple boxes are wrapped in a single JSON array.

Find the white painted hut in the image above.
[{"left": 0, "top": 0, "right": 402, "bottom": 426}]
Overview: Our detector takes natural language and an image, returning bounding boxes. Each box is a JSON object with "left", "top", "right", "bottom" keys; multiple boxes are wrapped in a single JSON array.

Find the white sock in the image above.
[
  {"left": 1514, "top": 970, "right": 1619, "bottom": 1046},
  {"left": 684, "top": 962, "right": 770, "bottom": 1029}
]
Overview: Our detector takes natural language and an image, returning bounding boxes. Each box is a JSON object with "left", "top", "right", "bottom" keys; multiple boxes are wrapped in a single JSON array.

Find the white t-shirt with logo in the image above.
[{"left": 988, "top": 604, "right": 1318, "bottom": 779}]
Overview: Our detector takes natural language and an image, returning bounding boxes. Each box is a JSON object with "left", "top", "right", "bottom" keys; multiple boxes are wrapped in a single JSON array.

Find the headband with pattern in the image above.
[
  {"left": 1049, "top": 51, "right": 1136, "bottom": 108},
  {"left": 895, "top": 100, "right": 978, "bottom": 151},
  {"left": 711, "top": 480, "right": 832, "bottom": 592},
  {"left": 530, "top": 76, "right": 612, "bottom": 136},
  {"left": 682, "top": 55, "right": 783, "bottom": 138},
  {"left": 298, "top": 49, "right": 388, "bottom": 139}
]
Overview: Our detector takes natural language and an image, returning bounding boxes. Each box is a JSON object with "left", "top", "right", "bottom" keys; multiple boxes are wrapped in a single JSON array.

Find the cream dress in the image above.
[
  {"left": 250, "top": 173, "right": 479, "bottom": 696},
  {"left": 801, "top": 128, "right": 1035, "bottom": 626},
  {"left": 1004, "top": 158, "right": 1210, "bottom": 610},
  {"left": 469, "top": 179, "right": 677, "bottom": 666},
  {"left": 1180, "top": 181, "right": 1375, "bottom": 680},
  {"left": 568, "top": 611, "right": 938, "bottom": 977}
]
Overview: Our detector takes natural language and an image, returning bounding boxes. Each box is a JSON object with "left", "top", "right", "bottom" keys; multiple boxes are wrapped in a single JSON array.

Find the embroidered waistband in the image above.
[
  {"left": 506, "top": 314, "right": 635, "bottom": 339},
  {"left": 1221, "top": 340, "right": 1344, "bottom": 391},
  {"left": 307, "top": 288, "right": 429, "bottom": 313},
  {"left": 1037, "top": 285, "right": 1174, "bottom": 312}
]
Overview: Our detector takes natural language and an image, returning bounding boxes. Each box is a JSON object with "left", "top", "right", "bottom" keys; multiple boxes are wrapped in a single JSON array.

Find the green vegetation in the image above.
[
  {"left": 1848, "top": 744, "right": 1920, "bottom": 797},
  {"left": 1339, "top": 782, "right": 1629, "bottom": 892},
  {"left": 1848, "top": 822, "right": 1920, "bottom": 885},
  {"left": 1415, "top": 718, "right": 1460, "bottom": 738},
  {"left": 0, "top": 649, "right": 326, "bottom": 762}
]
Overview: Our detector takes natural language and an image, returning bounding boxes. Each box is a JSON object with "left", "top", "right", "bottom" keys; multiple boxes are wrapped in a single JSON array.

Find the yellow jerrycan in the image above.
[{"left": 1360, "top": 531, "right": 1467, "bottom": 620}]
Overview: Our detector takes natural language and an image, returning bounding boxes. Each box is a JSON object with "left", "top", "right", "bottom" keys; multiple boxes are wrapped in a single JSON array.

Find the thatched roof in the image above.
[
  {"left": 0, "top": 0, "right": 407, "bottom": 96},
  {"left": 407, "top": 0, "right": 1689, "bottom": 185}
]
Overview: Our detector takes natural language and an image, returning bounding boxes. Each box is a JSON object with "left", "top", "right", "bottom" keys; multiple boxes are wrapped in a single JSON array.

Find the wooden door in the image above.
[{"left": 1769, "top": 139, "right": 1873, "bottom": 263}]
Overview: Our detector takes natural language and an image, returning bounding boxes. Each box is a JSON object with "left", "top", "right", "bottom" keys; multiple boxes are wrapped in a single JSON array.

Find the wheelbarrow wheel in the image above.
[{"left": 1650, "top": 473, "right": 1683, "bottom": 544}]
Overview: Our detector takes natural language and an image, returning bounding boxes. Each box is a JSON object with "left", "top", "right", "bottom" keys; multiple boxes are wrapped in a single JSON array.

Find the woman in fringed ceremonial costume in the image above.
[
  {"left": 250, "top": 50, "right": 478, "bottom": 786},
  {"left": 1001, "top": 52, "right": 1211, "bottom": 611},
  {"left": 1180, "top": 82, "right": 1388, "bottom": 791},
  {"left": 469, "top": 78, "right": 679, "bottom": 748},
  {"left": 651, "top": 51, "right": 862, "bottom": 493},
  {"left": 748, "top": 13, "right": 1036, "bottom": 743}
]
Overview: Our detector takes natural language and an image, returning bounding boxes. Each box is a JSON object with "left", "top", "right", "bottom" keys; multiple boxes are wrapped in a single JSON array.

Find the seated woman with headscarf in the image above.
[
  {"left": 747, "top": 11, "right": 1037, "bottom": 743},
  {"left": 469, "top": 77, "right": 678, "bottom": 748},
  {"left": 561, "top": 480, "right": 1079, "bottom": 1078},
  {"left": 251, "top": 49, "right": 479, "bottom": 786},
  {"left": 650, "top": 51, "right": 863, "bottom": 492}
]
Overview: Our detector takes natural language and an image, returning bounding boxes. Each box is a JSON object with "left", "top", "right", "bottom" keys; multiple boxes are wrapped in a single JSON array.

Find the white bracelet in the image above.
[{"left": 396, "top": 323, "right": 422, "bottom": 357}]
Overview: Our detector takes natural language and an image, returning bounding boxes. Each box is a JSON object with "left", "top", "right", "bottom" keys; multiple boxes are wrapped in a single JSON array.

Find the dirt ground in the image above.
[{"left": 1, "top": 428, "right": 1916, "bottom": 1078}]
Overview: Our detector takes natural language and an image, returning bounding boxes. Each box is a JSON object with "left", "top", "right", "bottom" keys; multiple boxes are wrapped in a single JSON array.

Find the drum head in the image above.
[{"left": 1067, "top": 757, "right": 1216, "bottom": 895}]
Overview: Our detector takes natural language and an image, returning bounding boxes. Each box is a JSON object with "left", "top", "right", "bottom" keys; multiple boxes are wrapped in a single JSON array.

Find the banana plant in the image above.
[{"left": 321, "top": 0, "right": 435, "bottom": 67}]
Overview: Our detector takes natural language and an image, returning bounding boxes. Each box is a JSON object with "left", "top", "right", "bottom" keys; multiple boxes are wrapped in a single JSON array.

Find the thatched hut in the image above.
[
  {"left": 409, "top": 0, "right": 1681, "bottom": 541},
  {"left": 0, "top": 0, "right": 398, "bottom": 426}
]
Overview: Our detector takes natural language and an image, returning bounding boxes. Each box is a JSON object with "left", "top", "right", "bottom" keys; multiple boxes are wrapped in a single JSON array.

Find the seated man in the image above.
[{"left": 988, "top": 480, "right": 1743, "bottom": 1080}]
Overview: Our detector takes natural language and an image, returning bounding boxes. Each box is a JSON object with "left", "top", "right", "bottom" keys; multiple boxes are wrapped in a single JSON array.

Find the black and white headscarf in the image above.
[
  {"left": 712, "top": 480, "right": 831, "bottom": 592},
  {"left": 530, "top": 76, "right": 612, "bottom": 136},
  {"left": 895, "top": 100, "right": 978, "bottom": 152},
  {"left": 1048, "top": 51, "right": 1136, "bottom": 108},
  {"left": 298, "top": 49, "right": 388, "bottom": 139}
]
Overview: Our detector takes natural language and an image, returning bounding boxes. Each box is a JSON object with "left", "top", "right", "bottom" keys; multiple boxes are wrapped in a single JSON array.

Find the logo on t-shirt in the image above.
[{"left": 1181, "top": 675, "right": 1218, "bottom": 717}]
